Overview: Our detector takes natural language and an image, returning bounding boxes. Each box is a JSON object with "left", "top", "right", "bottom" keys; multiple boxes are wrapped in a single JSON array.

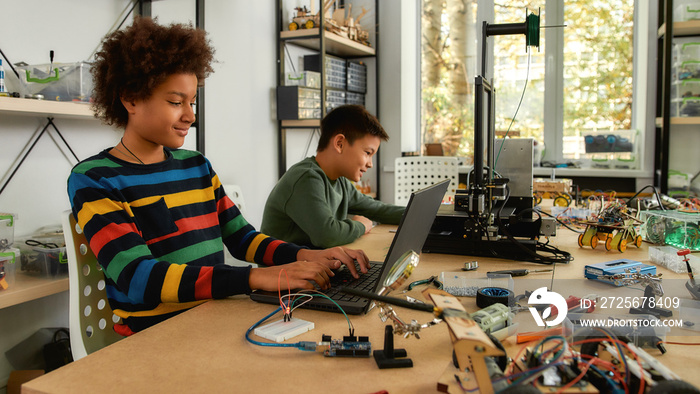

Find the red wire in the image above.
[{"left": 277, "top": 269, "right": 292, "bottom": 315}]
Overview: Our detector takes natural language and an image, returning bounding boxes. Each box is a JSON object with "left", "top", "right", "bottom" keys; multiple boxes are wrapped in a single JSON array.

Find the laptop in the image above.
[{"left": 250, "top": 179, "right": 450, "bottom": 315}]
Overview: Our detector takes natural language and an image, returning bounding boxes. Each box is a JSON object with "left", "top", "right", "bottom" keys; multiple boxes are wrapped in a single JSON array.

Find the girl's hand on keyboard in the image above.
[
  {"left": 249, "top": 261, "right": 335, "bottom": 291},
  {"left": 298, "top": 247, "right": 370, "bottom": 279}
]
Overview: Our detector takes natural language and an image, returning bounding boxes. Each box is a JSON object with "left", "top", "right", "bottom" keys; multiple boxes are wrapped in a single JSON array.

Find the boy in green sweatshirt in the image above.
[{"left": 262, "top": 105, "right": 405, "bottom": 248}]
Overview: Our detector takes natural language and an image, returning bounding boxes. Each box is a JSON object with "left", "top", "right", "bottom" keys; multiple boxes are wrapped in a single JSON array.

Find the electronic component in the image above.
[
  {"left": 584, "top": 259, "right": 656, "bottom": 285},
  {"left": 253, "top": 318, "right": 314, "bottom": 343},
  {"left": 319, "top": 334, "right": 371, "bottom": 357}
]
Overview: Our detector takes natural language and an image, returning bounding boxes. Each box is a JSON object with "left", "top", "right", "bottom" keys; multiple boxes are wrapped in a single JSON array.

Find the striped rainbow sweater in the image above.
[{"left": 67, "top": 148, "right": 302, "bottom": 333}]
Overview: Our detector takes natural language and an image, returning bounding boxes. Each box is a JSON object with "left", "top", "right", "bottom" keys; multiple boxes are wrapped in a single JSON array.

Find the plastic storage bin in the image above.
[
  {"left": 326, "top": 89, "right": 345, "bottom": 112},
  {"left": 671, "top": 96, "right": 700, "bottom": 117},
  {"left": 276, "top": 86, "right": 322, "bottom": 120},
  {"left": 285, "top": 70, "right": 321, "bottom": 89},
  {"left": 674, "top": 0, "right": 700, "bottom": 22},
  {"left": 20, "top": 244, "right": 67, "bottom": 277},
  {"left": 346, "top": 92, "right": 365, "bottom": 106},
  {"left": 640, "top": 210, "right": 700, "bottom": 251},
  {"left": 304, "top": 54, "right": 347, "bottom": 90},
  {"left": 564, "top": 313, "right": 669, "bottom": 349},
  {"left": 17, "top": 62, "right": 93, "bottom": 102},
  {"left": 0, "top": 248, "right": 20, "bottom": 290},
  {"left": 671, "top": 79, "right": 700, "bottom": 101},
  {"left": 674, "top": 38, "right": 700, "bottom": 64},
  {"left": 674, "top": 61, "right": 700, "bottom": 81},
  {"left": 581, "top": 129, "right": 638, "bottom": 169},
  {"left": 347, "top": 61, "right": 367, "bottom": 93},
  {"left": 0, "top": 213, "right": 16, "bottom": 250}
]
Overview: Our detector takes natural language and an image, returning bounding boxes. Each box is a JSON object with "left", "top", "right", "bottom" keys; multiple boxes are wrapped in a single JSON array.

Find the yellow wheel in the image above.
[
  {"left": 591, "top": 235, "right": 598, "bottom": 249},
  {"left": 534, "top": 194, "right": 543, "bottom": 206},
  {"left": 605, "top": 236, "right": 613, "bottom": 251},
  {"left": 635, "top": 235, "right": 643, "bottom": 248},
  {"left": 618, "top": 239, "right": 627, "bottom": 253},
  {"left": 289, "top": 22, "right": 299, "bottom": 31},
  {"left": 304, "top": 20, "right": 315, "bottom": 29},
  {"left": 554, "top": 196, "right": 570, "bottom": 207},
  {"left": 578, "top": 233, "right": 585, "bottom": 248}
]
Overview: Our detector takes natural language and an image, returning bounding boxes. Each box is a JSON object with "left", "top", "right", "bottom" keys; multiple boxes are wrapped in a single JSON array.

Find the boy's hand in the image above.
[
  {"left": 297, "top": 247, "right": 370, "bottom": 279},
  {"left": 351, "top": 215, "right": 373, "bottom": 234},
  {"left": 249, "top": 261, "right": 336, "bottom": 291}
]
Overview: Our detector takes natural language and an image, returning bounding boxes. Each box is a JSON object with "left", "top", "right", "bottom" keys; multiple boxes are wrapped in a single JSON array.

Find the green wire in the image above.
[{"left": 291, "top": 291, "right": 354, "bottom": 333}]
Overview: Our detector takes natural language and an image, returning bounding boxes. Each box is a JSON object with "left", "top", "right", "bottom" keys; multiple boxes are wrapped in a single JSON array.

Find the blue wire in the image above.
[{"left": 244, "top": 306, "right": 301, "bottom": 348}]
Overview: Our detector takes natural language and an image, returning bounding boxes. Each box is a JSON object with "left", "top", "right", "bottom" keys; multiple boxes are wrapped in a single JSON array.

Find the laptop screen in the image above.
[{"left": 373, "top": 179, "right": 450, "bottom": 292}]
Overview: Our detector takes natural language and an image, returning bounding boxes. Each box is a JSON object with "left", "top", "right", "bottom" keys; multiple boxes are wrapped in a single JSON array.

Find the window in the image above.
[{"left": 421, "top": 0, "right": 639, "bottom": 169}]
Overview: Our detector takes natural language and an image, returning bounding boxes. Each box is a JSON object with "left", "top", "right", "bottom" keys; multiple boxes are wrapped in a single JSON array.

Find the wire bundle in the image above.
[{"left": 245, "top": 269, "right": 355, "bottom": 349}]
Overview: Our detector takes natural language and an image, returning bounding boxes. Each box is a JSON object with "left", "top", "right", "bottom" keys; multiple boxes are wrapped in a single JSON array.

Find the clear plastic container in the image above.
[
  {"left": 640, "top": 210, "right": 700, "bottom": 251},
  {"left": 0, "top": 213, "right": 17, "bottom": 250},
  {"left": 671, "top": 96, "right": 700, "bottom": 117},
  {"left": 674, "top": 38, "right": 700, "bottom": 64},
  {"left": 17, "top": 62, "right": 93, "bottom": 102},
  {"left": 20, "top": 245, "right": 68, "bottom": 277},
  {"left": 674, "top": 60, "right": 700, "bottom": 81},
  {"left": 564, "top": 313, "right": 669, "bottom": 349},
  {"left": 439, "top": 272, "right": 513, "bottom": 297},
  {"left": 0, "top": 248, "right": 20, "bottom": 290},
  {"left": 671, "top": 79, "right": 700, "bottom": 100},
  {"left": 581, "top": 130, "right": 638, "bottom": 169},
  {"left": 674, "top": 0, "right": 700, "bottom": 22}
]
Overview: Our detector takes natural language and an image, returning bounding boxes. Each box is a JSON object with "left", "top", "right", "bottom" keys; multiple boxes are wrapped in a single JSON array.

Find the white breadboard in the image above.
[{"left": 254, "top": 318, "right": 314, "bottom": 342}]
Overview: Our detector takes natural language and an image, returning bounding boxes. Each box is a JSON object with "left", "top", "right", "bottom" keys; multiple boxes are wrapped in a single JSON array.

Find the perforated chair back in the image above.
[
  {"left": 220, "top": 185, "right": 252, "bottom": 267},
  {"left": 394, "top": 157, "right": 460, "bottom": 206},
  {"left": 224, "top": 184, "right": 246, "bottom": 216},
  {"left": 62, "top": 210, "right": 123, "bottom": 360}
]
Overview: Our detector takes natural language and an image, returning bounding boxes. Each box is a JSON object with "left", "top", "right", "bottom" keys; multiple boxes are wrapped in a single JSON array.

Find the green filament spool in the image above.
[{"left": 526, "top": 13, "right": 540, "bottom": 48}]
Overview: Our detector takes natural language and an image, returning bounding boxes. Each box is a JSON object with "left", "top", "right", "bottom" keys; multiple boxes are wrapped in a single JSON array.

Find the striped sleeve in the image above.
[{"left": 212, "top": 170, "right": 304, "bottom": 266}]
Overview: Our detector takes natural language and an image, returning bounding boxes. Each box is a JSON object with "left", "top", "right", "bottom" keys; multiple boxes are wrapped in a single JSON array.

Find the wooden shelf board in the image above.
[
  {"left": 0, "top": 274, "right": 69, "bottom": 309},
  {"left": 281, "top": 119, "right": 321, "bottom": 128},
  {"left": 658, "top": 20, "right": 700, "bottom": 37},
  {"left": 0, "top": 96, "right": 94, "bottom": 119},
  {"left": 655, "top": 116, "right": 700, "bottom": 126},
  {"left": 280, "top": 28, "right": 376, "bottom": 57}
]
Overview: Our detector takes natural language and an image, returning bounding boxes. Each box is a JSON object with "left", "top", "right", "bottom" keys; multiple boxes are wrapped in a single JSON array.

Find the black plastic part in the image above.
[
  {"left": 373, "top": 325, "right": 412, "bottom": 369},
  {"left": 629, "top": 285, "right": 673, "bottom": 318},
  {"left": 476, "top": 287, "right": 514, "bottom": 308},
  {"left": 647, "top": 379, "right": 700, "bottom": 394}
]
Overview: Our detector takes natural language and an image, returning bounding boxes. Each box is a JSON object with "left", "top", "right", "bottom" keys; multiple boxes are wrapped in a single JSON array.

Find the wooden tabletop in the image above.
[{"left": 22, "top": 224, "right": 700, "bottom": 393}]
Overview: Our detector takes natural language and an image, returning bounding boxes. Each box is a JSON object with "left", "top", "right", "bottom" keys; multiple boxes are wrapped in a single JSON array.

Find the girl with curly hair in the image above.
[{"left": 67, "top": 17, "right": 369, "bottom": 334}]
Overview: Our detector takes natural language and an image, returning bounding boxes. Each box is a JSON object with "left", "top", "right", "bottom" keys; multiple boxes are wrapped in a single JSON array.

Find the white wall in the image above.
[{"left": 0, "top": 2, "right": 133, "bottom": 390}]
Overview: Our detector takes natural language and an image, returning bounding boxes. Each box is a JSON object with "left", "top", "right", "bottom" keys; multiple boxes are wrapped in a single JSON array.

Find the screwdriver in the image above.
[{"left": 487, "top": 268, "right": 553, "bottom": 277}]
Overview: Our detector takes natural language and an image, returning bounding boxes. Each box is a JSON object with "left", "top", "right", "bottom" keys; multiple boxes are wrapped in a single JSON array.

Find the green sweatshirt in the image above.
[{"left": 262, "top": 157, "right": 405, "bottom": 248}]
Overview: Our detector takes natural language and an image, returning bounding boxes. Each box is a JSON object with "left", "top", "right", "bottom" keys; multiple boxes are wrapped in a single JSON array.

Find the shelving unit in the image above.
[
  {"left": 0, "top": 274, "right": 69, "bottom": 310},
  {"left": 655, "top": 1, "right": 700, "bottom": 194},
  {"left": 275, "top": 1, "right": 379, "bottom": 185},
  {"left": 0, "top": 97, "right": 94, "bottom": 119}
]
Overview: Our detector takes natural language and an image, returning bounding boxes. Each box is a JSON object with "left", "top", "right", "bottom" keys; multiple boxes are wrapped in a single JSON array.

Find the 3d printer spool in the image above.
[{"left": 476, "top": 287, "right": 514, "bottom": 308}]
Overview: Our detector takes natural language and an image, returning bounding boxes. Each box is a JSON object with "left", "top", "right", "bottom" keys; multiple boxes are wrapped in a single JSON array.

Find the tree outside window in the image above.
[{"left": 421, "top": 0, "right": 634, "bottom": 166}]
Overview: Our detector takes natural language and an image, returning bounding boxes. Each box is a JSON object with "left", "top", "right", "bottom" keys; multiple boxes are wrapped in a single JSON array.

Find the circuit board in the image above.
[{"left": 320, "top": 335, "right": 371, "bottom": 357}]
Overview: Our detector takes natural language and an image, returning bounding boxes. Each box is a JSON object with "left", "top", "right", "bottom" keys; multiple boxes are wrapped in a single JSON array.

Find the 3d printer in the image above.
[{"left": 423, "top": 14, "right": 565, "bottom": 264}]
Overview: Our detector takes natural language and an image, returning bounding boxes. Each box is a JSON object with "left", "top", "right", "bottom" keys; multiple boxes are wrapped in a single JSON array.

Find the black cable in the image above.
[
  {"left": 494, "top": 188, "right": 573, "bottom": 265},
  {"left": 626, "top": 184, "right": 666, "bottom": 211}
]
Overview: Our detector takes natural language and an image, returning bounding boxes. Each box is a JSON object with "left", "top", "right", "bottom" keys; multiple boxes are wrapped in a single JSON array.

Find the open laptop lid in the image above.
[
  {"left": 370, "top": 178, "right": 450, "bottom": 293},
  {"left": 249, "top": 179, "right": 450, "bottom": 314}
]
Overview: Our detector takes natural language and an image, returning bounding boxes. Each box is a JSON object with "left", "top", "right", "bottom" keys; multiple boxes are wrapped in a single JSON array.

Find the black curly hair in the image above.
[{"left": 91, "top": 16, "right": 215, "bottom": 128}]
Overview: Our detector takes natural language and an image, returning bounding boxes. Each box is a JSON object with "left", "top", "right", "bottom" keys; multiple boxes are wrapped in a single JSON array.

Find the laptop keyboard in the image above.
[{"left": 324, "top": 262, "right": 383, "bottom": 301}]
